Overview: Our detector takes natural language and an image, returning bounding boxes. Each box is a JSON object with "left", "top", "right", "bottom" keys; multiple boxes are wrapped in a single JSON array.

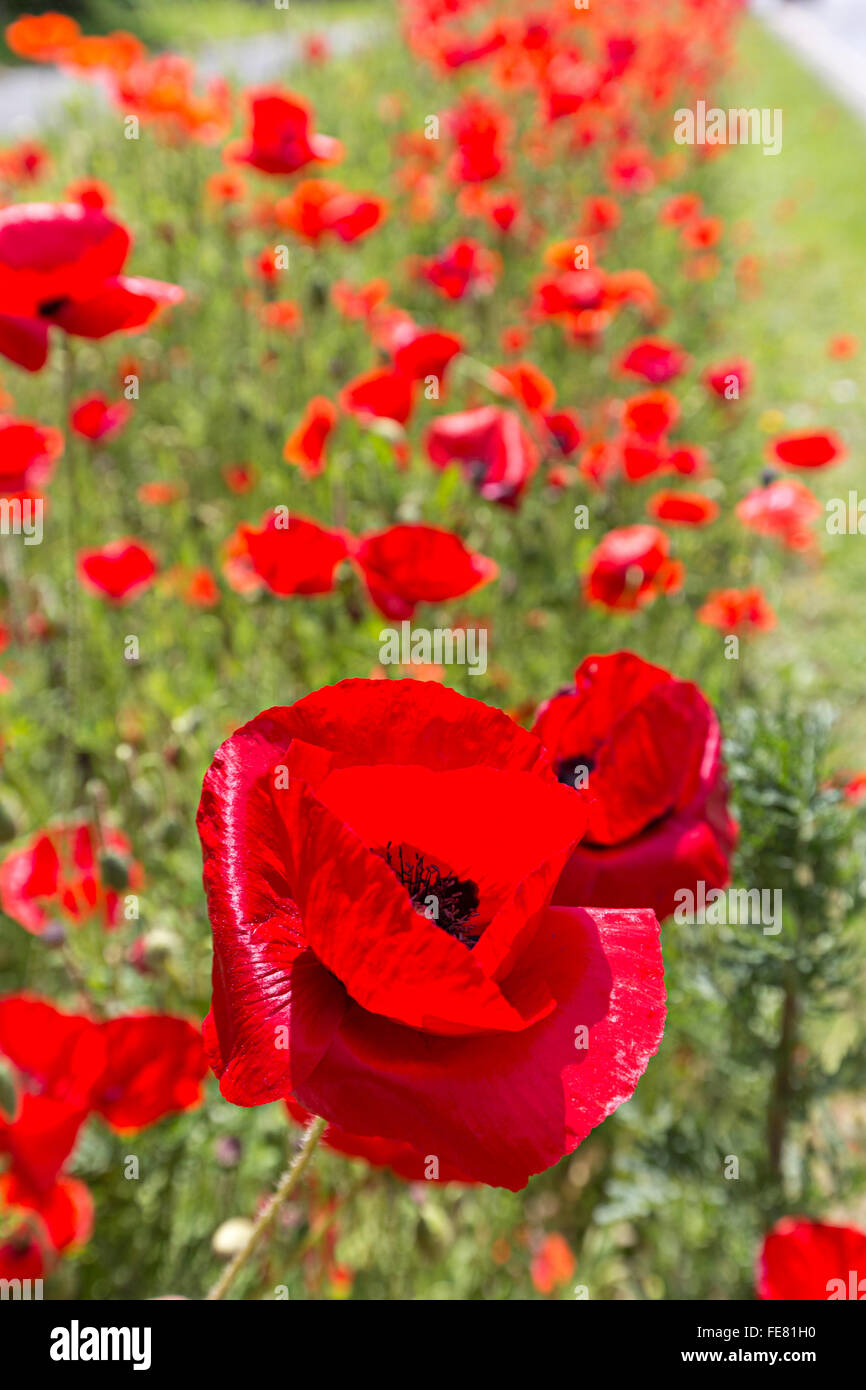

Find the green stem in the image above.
[{"left": 205, "top": 1115, "right": 327, "bottom": 1301}]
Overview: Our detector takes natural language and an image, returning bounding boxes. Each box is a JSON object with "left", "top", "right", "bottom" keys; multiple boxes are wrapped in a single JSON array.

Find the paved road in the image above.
[
  {"left": 753, "top": 0, "right": 866, "bottom": 121},
  {"left": 0, "top": 17, "right": 377, "bottom": 137}
]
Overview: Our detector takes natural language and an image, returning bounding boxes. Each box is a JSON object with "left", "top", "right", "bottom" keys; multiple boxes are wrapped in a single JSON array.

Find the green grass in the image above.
[{"left": 716, "top": 16, "right": 866, "bottom": 750}]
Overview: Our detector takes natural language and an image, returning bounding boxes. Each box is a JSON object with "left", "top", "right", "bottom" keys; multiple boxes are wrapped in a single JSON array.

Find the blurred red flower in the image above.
[
  {"left": 737, "top": 478, "right": 821, "bottom": 551},
  {"left": 757, "top": 1218, "right": 866, "bottom": 1300},
  {"left": 416, "top": 237, "right": 501, "bottom": 300},
  {"left": 0, "top": 414, "right": 63, "bottom": 495},
  {"left": 0, "top": 822, "right": 142, "bottom": 935},
  {"left": 617, "top": 337, "right": 690, "bottom": 384},
  {"left": 0, "top": 203, "right": 183, "bottom": 371},
  {"left": 426, "top": 405, "right": 539, "bottom": 506},
  {"left": 584, "top": 524, "right": 684, "bottom": 610},
  {"left": 275, "top": 180, "right": 386, "bottom": 245},
  {"left": 533, "top": 652, "right": 736, "bottom": 922},
  {"left": 69, "top": 393, "right": 131, "bottom": 442},
  {"left": 226, "top": 88, "right": 343, "bottom": 175},
  {"left": 283, "top": 396, "right": 338, "bottom": 476},
  {"left": 353, "top": 524, "right": 498, "bottom": 619},
  {"left": 767, "top": 430, "right": 845, "bottom": 470},
  {"left": 0, "top": 995, "right": 208, "bottom": 1132},
  {"left": 225, "top": 511, "right": 349, "bottom": 597},
  {"left": 647, "top": 490, "right": 719, "bottom": 526},
  {"left": 698, "top": 586, "right": 776, "bottom": 634},
  {"left": 77, "top": 538, "right": 158, "bottom": 602}
]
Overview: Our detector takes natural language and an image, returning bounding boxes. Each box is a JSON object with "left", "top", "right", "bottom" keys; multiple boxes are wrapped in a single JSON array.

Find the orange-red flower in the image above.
[
  {"left": 698, "top": 586, "right": 776, "bottom": 634},
  {"left": 283, "top": 396, "right": 338, "bottom": 476},
  {"left": 585, "top": 525, "right": 684, "bottom": 611}
]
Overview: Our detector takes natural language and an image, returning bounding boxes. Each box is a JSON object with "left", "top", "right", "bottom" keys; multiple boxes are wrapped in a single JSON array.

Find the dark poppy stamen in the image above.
[
  {"left": 37, "top": 296, "right": 71, "bottom": 318},
  {"left": 381, "top": 842, "right": 480, "bottom": 947},
  {"left": 556, "top": 753, "right": 594, "bottom": 789}
]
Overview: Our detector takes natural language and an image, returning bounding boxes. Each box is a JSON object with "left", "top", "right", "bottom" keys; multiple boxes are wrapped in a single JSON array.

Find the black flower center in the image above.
[
  {"left": 37, "top": 296, "right": 71, "bottom": 318},
  {"left": 381, "top": 842, "right": 480, "bottom": 948},
  {"left": 556, "top": 753, "right": 594, "bottom": 789}
]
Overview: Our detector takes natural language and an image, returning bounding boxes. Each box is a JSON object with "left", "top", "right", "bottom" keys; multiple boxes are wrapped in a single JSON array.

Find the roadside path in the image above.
[{"left": 752, "top": 0, "right": 866, "bottom": 123}]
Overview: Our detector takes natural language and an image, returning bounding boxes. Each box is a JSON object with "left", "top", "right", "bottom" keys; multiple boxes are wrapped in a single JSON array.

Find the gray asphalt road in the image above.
[{"left": 752, "top": 0, "right": 866, "bottom": 122}]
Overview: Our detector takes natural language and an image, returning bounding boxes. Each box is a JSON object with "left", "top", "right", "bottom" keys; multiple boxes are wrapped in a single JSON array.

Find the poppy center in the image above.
[
  {"left": 380, "top": 842, "right": 480, "bottom": 948},
  {"left": 556, "top": 753, "right": 594, "bottom": 789},
  {"left": 37, "top": 296, "right": 71, "bottom": 318}
]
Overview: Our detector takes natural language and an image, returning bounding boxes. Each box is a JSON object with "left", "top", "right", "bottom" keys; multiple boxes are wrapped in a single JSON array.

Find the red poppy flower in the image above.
[
  {"left": 331, "top": 278, "right": 390, "bottom": 321},
  {"left": 0, "top": 203, "right": 183, "bottom": 371},
  {"left": 339, "top": 368, "right": 415, "bottom": 427},
  {"left": 283, "top": 396, "right": 338, "bottom": 476},
  {"left": 584, "top": 525, "right": 684, "bottom": 610},
  {"left": 0, "top": 414, "right": 63, "bottom": 495},
  {"left": 623, "top": 390, "right": 679, "bottom": 441},
  {"left": 494, "top": 361, "right": 557, "bottom": 414},
  {"left": 137, "top": 481, "right": 183, "bottom": 506},
  {"left": 286, "top": 1099, "right": 474, "bottom": 1183},
  {"left": 0, "top": 995, "right": 208, "bottom": 1132},
  {"left": 353, "top": 524, "right": 498, "bottom": 619},
  {"left": 533, "top": 652, "right": 736, "bottom": 922},
  {"left": 446, "top": 93, "right": 509, "bottom": 183},
  {"left": 681, "top": 215, "right": 722, "bottom": 250},
  {"left": 0, "top": 822, "right": 142, "bottom": 934},
  {"left": 223, "top": 462, "right": 258, "bottom": 494},
  {"left": 226, "top": 88, "right": 343, "bottom": 175},
  {"left": 704, "top": 358, "right": 751, "bottom": 400},
  {"left": 616, "top": 338, "right": 690, "bottom": 385},
  {"left": 767, "top": 430, "right": 845, "bottom": 470},
  {"left": 390, "top": 325, "right": 464, "bottom": 384},
  {"left": 698, "top": 586, "right": 776, "bottom": 634},
  {"left": 737, "top": 478, "right": 821, "bottom": 551},
  {"left": 0, "top": 1093, "right": 92, "bottom": 1252},
  {"left": 0, "top": 139, "right": 51, "bottom": 187},
  {"left": 660, "top": 192, "right": 703, "bottom": 226},
  {"left": 225, "top": 511, "right": 349, "bottom": 597},
  {"left": 77, "top": 538, "right": 157, "bottom": 602},
  {"left": 607, "top": 145, "right": 655, "bottom": 195},
  {"left": 417, "top": 238, "right": 500, "bottom": 300},
  {"left": 666, "top": 443, "right": 709, "bottom": 477},
  {"left": 275, "top": 180, "right": 386, "bottom": 245},
  {"left": 827, "top": 334, "right": 859, "bottom": 360},
  {"left": 620, "top": 436, "right": 666, "bottom": 482},
  {"left": 69, "top": 392, "right": 131, "bottom": 442},
  {"left": 426, "top": 405, "right": 539, "bottom": 506},
  {"left": 543, "top": 409, "right": 583, "bottom": 457},
  {"left": 0, "top": 1231, "right": 45, "bottom": 1282},
  {"left": 90, "top": 1015, "right": 208, "bottom": 1131},
  {"left": 65, "top": 177, "right": 113, "bottom": 211},
  {"left": 197, "top": 679, "right": 666, "bottom": 1188},
  {"left": 5, "top": 12, "right": 80, "bottom": 62},
  {"left": 647, "top": 490, "right": 719, "bottom": 526},
  {"left": 530, "top": 1233, "right": 575, "bottom": 1294},
  {"left": 0, "top": 1168, "right": 93, "bottom": 1256},
  {"left": 533, "top": 266, "right": 606, "bottom": 320},
  {"left": 757, "top": 1218, "right": 866, "bottom": 1301},
  {"left": 260, "top": 300, "right": 303, "bottom": 333}
]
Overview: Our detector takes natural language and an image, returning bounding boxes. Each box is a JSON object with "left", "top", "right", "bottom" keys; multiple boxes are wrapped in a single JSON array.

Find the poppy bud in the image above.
[{"left": 99, "top": 850, "right": 130, "bottom": 891}]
